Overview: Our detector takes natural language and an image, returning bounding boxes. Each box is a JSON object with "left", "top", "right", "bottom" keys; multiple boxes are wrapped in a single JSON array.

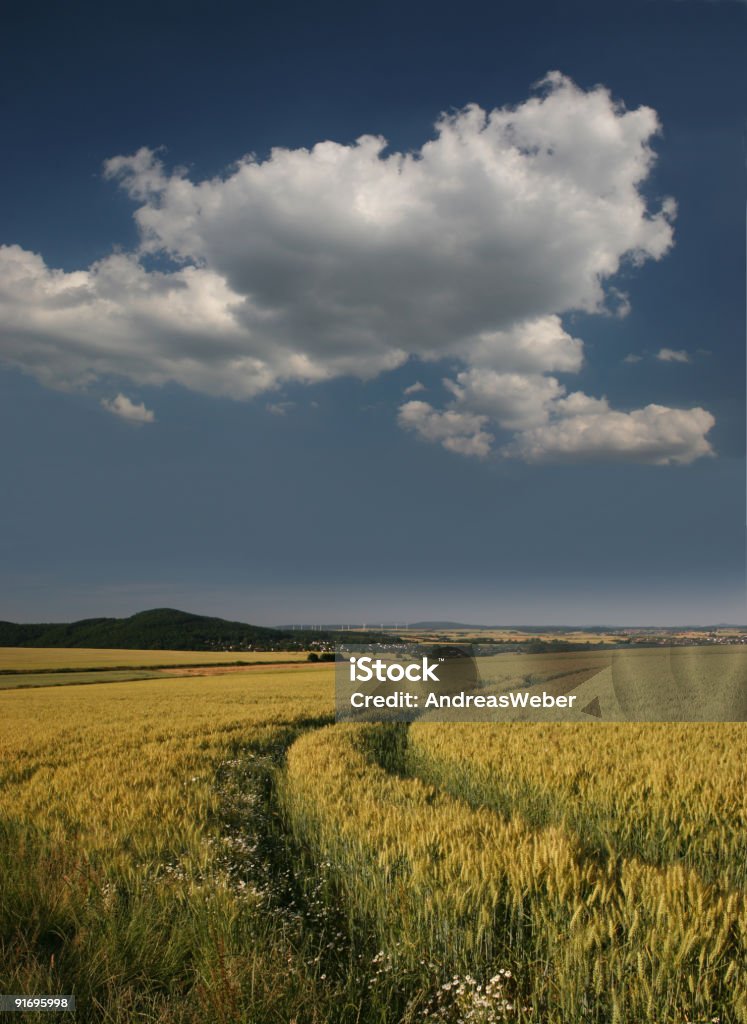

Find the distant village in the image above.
[
  {"left": 199, "top": 628, "right": 747, "bottom": 654},
  {"left": 611, "top": 629, "right": 747, "bottom": 646}
]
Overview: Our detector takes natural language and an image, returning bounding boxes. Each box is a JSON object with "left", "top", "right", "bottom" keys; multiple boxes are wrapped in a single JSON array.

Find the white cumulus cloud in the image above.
[
  {"left": 657, "top": 347, "right": 691, "bottom": 363},
  {"left": 101, "top": 393, "right": 155, "bottom": 423},
  {"left": 398, "top": 401, "right": 493, "bottom": 457},
  {"left": 505, "top": 405, "right": 714, "bottom": 465},
  {"left": 0, "top": 71, "right": 712, "bottom": 464},
  {"left": 445, "top": 369, "right": 565, "bottom": 430}
]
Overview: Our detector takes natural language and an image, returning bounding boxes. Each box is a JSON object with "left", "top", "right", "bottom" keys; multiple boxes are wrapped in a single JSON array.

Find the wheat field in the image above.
[{"left": 1, "top": 661, "right": 745, "bottom": 1022}]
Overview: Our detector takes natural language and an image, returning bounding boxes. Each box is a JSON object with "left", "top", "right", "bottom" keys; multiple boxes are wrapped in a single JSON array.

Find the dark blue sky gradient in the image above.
[{"left": 1, "top": 0, "right": 744, "bottom": 624}]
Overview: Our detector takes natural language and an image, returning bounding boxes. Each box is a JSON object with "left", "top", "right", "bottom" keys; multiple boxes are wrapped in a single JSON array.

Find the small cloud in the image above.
[
  {"left": 398, "top": 400, "right": 493, "bottom": 457},
  {"left": 403, "top": 381, "right": 426, "bottom": 395},
  {"left": 657, "top": 348, "right": 690, "bottom": 363},
  {"left": 265, "top": 401, "right": 295, "bottom": 416},
  {"left": 623, "top": 353, "right": 643, "bottom": 364},
  {"left": 404, "top": 373, "right": 715, "bottom": 466},
  {"left": 101, "top": 393, "right": 155, "bottom": 423},
  {"left": 607, "top": 288, "right": 631, "bottom": 318},
  {"left": 505, "top": 404, "right": 715, "bottom": 465}
]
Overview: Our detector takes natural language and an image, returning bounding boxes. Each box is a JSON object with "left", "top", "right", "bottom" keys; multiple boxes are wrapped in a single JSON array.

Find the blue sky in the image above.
[{"left": 1, "top": 0, "right": 744, "bottom": 625}]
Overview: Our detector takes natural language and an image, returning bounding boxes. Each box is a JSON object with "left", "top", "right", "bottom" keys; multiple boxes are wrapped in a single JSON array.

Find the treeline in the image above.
[
  {"left": 0, "top": 608, "right": 394, "bottom": 651},
  {"left": 523, "top": 639, "right": 598, "bottom": 653}
]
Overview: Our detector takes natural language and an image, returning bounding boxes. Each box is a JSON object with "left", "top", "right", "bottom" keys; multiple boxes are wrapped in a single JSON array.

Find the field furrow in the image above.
[
  {"left": 0, "top": 671, "right": 344, "bottom": 1023},
  {"left": 408, "top": 721, "right": 747, "bottom": 888},
  {"left": 282, "top": 722, "right": 747, "bottom": 1024}
]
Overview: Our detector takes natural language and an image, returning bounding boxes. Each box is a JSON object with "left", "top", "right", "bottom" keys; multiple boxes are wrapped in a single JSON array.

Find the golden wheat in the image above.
[
  {"left": 283, "top": 722, "right": 747, "bottom": 1022},
  {"left": 408, "top": 721, "right": 747, "bottom": 887}
]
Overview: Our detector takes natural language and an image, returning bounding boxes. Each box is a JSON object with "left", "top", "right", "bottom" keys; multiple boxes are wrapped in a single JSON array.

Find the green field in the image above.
[
  {"left": 1, "top": 655, "right": 745, "bottom": 1023},
  {"left": 0, "top": 647, "right": 311, "bottom": 692},
  {"left": 0, "top": 647, "right": 309, "bottom": 672},
  {"left": 0, "top": 669, "right": 168, "bottom": 689}
]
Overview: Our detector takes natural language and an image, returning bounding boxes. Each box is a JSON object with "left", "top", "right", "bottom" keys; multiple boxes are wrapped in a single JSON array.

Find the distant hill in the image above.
[
  {"left": 406, "top": 620, "right": 490, "bottom": 630},
  {"left": 0, "top": 608, "right": 390, "bottom": 651}
]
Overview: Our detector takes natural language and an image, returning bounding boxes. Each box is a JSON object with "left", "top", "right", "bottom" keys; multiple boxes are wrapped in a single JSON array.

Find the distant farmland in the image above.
[{"left": 0, "top": 646, "right": 309, "bottom": 673}]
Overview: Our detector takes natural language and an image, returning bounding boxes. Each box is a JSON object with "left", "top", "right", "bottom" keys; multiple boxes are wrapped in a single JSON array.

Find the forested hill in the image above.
[{"left": 0, "top": 607, "right": 384, "bottom": 650}]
